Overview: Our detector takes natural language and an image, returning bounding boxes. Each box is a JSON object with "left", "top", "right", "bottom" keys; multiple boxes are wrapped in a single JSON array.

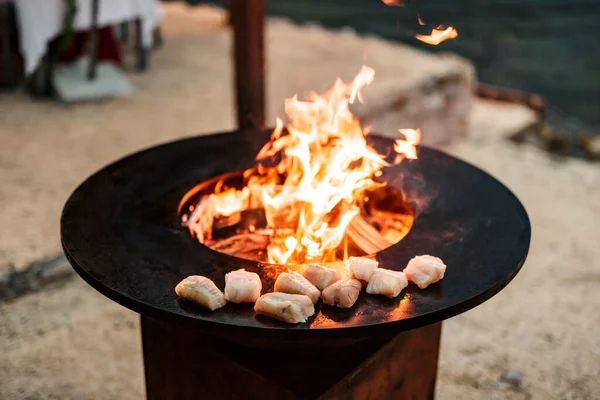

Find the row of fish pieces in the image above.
[
  {"left": 274, "top": 263, "right": 355, "bottom": 303},
  {"left": 175, "top": 271, "right": 316, "bottom": 324},
  {"left": 175, "top": 254, "right": 446, "bottom": 323},
  {"left": 274, "top": 257, "right": 413, "bottom": 309},
  {"left": 175, "top": 261, "right": 406, "bottom": 320},
  {"left": 346, "top": 255, "right": 447, "bottom": 295},
  {"left": 312, "top": 255, "right": 442, "bottom": 306}
]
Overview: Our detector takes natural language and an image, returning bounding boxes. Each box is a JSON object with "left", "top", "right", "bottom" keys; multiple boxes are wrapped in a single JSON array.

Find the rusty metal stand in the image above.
[
  {"left": 230, "top": 0, "right": 266, "bottom": 137},
  {"left": 141, "top": 316, "right": 441, "bottom": 400}
]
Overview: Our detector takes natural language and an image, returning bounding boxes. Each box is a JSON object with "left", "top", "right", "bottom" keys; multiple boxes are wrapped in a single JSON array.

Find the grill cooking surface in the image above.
[{"left": 61, "top": 131, "right": 530, "bottom": 342}]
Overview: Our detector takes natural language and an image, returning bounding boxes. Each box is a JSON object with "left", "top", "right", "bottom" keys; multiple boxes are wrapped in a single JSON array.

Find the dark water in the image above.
[{"left": 186, "top": 0, "right": 600, "bottom": 133}]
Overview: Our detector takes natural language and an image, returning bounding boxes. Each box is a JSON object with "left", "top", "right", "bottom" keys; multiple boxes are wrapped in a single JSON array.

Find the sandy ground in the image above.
[{"left": 1, "top": 4, "right": 599, "bottom": 400}]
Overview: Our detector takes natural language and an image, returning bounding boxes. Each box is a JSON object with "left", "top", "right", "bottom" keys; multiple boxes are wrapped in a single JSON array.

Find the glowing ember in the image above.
[
  {"left": 382, "top": 0, "right": 404, "bottom": 5},
  {"left": 184, "top": 66, "right": 419, "bottom": 265},
  {"left": 415, "top": 26, "right": 458, "bottom": 45},
  {"left": 214, "top": 187, "right": 249, "bottom": 216},
  {"left": 380, "top": 0, "right": 458, "bottom": 45}
]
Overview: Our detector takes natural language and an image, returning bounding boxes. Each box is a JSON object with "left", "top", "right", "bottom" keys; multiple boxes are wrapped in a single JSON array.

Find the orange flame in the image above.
[
  {"left": 415, "top": 26, "right": 458, "bottom": 45},
  {"left": 190, "top": 66, "right": 420, "bottom": 265},
  {"left": 380, "top": 0, "right": 458, "bottom": 45},
  {"left": 251, "top": 65, "right": 418, "bottom": 264},
  {"left": 213, "top": 187, "right": 249, "bottom": 216},
  {"left": 382, "top": 0, "right": 404, "bottom": 5},
  {"left": 394, "top": 129, "right": 421, "bottom": 161}
]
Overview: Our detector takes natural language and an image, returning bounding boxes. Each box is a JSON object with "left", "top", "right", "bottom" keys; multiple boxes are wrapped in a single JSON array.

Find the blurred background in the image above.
[
  {"left": 179, "top": 0, "right": 600, "bottom": 134},
  {"left": 1, "top": 1, "right": 599, "bottom": 399}
]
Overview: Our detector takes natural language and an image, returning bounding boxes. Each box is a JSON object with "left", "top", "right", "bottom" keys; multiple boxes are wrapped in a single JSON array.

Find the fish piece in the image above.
[
  {"left": 302, "top": 264, "right": 341, "bottom": 291},
  {"left": 347, "top": 256, "right": 379, "bottom": 283},
  {"left": 175, "top": 275, "right": 227, "bottom": 311},
  {"left": 404, "top": 255, "right": 446, "bottom": 289},
  {"left": 321, "top": 279, "right": 362, "bottom": 308},
  {"left": 254, "top": 292, "right": 315, "bottom": 324},
  {"left": 274, "top": 271, "right": 321, "bottom": 304},
  {"left": 366, "top": 268, "right": 408, "bottom": 298},
  {"left": 224, "top": 269, "right": 262, "bottom": 304}
]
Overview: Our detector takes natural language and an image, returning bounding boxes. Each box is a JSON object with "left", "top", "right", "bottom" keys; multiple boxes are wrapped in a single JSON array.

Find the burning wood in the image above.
[
  {"left": 190, "top": 191, "right": 411, "bottom": 261},
  {"left": 346, "top": 214, "right": 392, "bottom": 254},
  {"left": 207, "top": 232, "right": 270, "bottom": 260}
]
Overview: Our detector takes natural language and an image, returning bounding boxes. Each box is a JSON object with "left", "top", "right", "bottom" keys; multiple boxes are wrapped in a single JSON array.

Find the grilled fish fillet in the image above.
[
  {"left": 347, "top": 256, "right": 379, "bottom": 283},
  {"left": 404, "top": 255, "right": 446, "bottom": 289},
  {"left": 366, "top": 268, "right": 408, "bottom": 298},
  {"left": 321, "top": 279, "right": 362, "bottom": 308},
  {"left": 175, "top": 275, "right": 227, "bottom": 311},
  {"left": 302, "top": 264, "right": 341, "bottom": 291},
  {"left": 224, "top": 269, "right": 262, "bottom": 304},
  {"left": 254, "top": 292, "right": 315, "bottom": 324},
  {"left": 274, "top": 271, "right": 321, "bottom": 304}
]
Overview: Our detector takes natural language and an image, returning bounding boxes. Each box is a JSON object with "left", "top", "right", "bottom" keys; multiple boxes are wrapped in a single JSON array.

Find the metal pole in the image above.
[
  {"left": 230, "top": 0, "right": 266, "bottom": 136},
  {"left": 87, "top": 0, "right": 100, "bottom": 80}
]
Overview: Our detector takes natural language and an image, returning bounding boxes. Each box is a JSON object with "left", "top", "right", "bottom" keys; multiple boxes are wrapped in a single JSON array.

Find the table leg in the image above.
[
  {"left": 324, "top": 322, "right": 442, "bottom": 400},
  {"left": 141, "top": 315, "right": 441, "bottom": 400}
]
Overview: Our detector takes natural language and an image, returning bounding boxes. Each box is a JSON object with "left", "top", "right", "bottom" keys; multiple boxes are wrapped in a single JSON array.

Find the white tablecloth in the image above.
[{"left": 15, "top": 0, "right": 163, "bottom": 75}]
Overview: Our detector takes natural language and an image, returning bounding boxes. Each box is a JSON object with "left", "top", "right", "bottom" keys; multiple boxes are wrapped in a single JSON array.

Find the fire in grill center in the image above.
[{"left": 180, "top": 65, "right": 419, "bottom": 265}]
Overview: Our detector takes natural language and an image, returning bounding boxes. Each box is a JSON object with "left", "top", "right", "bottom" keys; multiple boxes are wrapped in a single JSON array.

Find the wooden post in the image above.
[
  {"left": 141, "top": 315, "right": 442, "bottom": 400},
  {"left": 230, "top": 0, "right": 266, "bottom": 135}
]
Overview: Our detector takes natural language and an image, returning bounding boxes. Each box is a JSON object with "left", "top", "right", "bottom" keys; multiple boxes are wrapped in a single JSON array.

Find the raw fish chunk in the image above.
[
  {"left": 321, "top": 279, "right": 362, "bottom": 308},
  {"left": 224, "top": 269, "right": 262, "bottom": 304},
  {"left": 274, "top": 271, "right": 321, "bottom": 304},
  {"left": 175, "top": 275, "right": 227, "bottom": 311},
  {"left": 366, "top": 268, "right": 408, "bottom": 298},
  {"left": 302, "top": 264, "right": 341, "bottom": 291},
  {"left": 254, "top": 292, "right": 315, "bottom": 324},
  {"left": 347, "top": 256, "right": 379, "bottom": 283},
  {"left": 404, "top": 255, "right": 446, "bottom": 289}
]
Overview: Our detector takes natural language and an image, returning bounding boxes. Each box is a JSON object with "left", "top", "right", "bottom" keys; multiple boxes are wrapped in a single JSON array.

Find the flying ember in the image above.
[
  {"left": 381, "top": 0, "right": 458, "bottom": 45},
  {"left": 382, "top": 0, "right": 404, "bottom": 5},
  {"left": 415, "top": 26, "right": 459, "bottom": 45},
  {"left": 183, "top": 66, "right": 420, "bottom": 265}
]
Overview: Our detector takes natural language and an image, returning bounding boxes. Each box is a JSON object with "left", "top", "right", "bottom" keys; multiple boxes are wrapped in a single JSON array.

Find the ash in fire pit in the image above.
[{"left": 180, "top": 66, "right": 418, "bottom": 266}]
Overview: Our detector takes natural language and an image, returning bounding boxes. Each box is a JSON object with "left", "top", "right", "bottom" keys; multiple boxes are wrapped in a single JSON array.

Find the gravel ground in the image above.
[{"left": 1, "top": 5, "right": 599, "bottom": 400}]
